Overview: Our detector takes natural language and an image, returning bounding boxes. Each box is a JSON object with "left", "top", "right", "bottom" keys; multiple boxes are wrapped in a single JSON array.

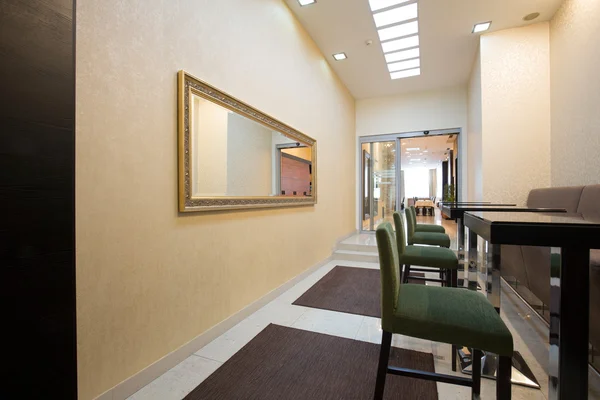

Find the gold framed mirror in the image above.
[{"left": 178, "top": 71, "right": 317, "bottom": 212}]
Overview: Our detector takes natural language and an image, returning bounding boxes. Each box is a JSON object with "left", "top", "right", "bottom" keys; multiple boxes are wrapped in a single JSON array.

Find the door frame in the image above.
[{"left": 357, "top": 128, "right": 463, "bottom": 232}]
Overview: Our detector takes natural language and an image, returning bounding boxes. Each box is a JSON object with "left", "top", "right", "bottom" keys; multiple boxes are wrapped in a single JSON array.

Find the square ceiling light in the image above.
[
  {"left": 390, "top": 67, "right": 420, "bottom": 80},
  {"left": 332, "top": 52, "right": 347, "bottom": 60},
  {"left": 369, "top": 0, "right": 411, "bottom": 12},
  {"left": 373, "top": 3, "right": 418, "bottom": 28},
  {"left": 378, "top": 20, "right": 418, "bottom": 41},
  {"left": 472, "top": 21, "right": 491, "bottom": 33},
  {"left": 385, "top": 48, "right": 420, "bottom": 63},
  {"left": 298, "top": 0, "right": 316, "bottom": 6},
  {"left": 388, "top": 58, "right": 420, "bottom": 72},
  {"left": 381, "top": 35, "right": 419, "bottom": 53}
]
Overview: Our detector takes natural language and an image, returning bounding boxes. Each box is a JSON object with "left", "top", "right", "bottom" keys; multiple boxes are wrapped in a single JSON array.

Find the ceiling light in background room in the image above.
[
  {"left": 406, "top": 147, "right": 420, "bottom": 151},
  {"left": 373, "top": 3, "right": 418, "bottom": 28},
  {"left": 385, "top": 48, "right": 420, "bottom": 63},
  {"left": 332, "top": 52, "right": 347, "bottom": 60},
  {"left": 298, "top": 0, "right": 316, "bottom": 6},
  {"left": 369, "top": 0, "right": 411, "bottom": 12},
  {"left": 390, "top": 67, "right": 420, "bottom": 79},
  {"left": 378, "top": 21, "right": 418, "bottom": 41},
  {"left": 472, "top": 21, "right": 491, "bottom": 33},
  {"left": 388, "top": 58, "right": 420, "bottom": 72},
  {"left": 381, "top": 35, "right": 419, "bottom": 53}
]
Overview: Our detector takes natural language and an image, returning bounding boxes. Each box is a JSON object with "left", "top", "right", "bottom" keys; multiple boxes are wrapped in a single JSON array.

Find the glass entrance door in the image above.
[{"left": 361, "top": 141, "right": 397, "bottom": 231}]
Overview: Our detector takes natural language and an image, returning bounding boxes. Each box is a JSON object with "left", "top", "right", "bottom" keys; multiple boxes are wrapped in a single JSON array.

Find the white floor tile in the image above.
[
  {"left": 194, "top": 317, "right": 269, "bottom": 363},
  {"left": 127, "top": 355, "right": 221, "bottom": 400},
  {"left": 291, "top": 308, "right": 364, "bottom": 339}
]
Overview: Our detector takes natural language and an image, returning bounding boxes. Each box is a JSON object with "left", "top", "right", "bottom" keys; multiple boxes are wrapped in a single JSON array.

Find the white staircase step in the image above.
[{"left": 333, "top": 249, "right": 379, "bottom": 263}]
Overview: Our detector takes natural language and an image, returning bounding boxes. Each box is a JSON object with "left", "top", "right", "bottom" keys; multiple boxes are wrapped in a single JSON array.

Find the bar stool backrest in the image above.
[
  {"left": 405, "top": 206, "right": 416, "bottom": 241},
  {"left": 392, "top": 212, "right": 407, "bottom": 255},
  {"left": 375, "top": 222, "right": 402, "bottom": 322}
]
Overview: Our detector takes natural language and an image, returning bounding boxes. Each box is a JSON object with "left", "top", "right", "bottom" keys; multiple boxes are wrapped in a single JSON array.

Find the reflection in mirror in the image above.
[{"left": 190, "top": 94, "right": 312, "bottom": 197}]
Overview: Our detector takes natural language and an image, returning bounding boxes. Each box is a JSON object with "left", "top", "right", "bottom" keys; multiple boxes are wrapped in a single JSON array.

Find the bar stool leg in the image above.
[
  {"left": 403, "top": 265, "right": 411, "bottom": 284},
  {"left": 452, "top": 344, "right": 457, "bottom": 372},
  {"left": 374, "top": 331, "right": 392, "bottom": 400},
  {"left": 497, "top": 355, "right": 512, "bottom": 400},
  {"left": 472, "top": 349, "right": 481, "bottom": 399}
]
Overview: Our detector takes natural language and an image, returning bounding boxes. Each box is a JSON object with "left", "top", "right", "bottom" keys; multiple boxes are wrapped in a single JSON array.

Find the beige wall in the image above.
[
  {"left": 356, "top": 86, "right": 467, "bottom": 136},
  {"left": 480, "top": 22, "right": 551, "bottom": 205},
  {"left": 467, "top": 48, "right": 483, "bottom": 201},
  {"left": 550, "top": 0, "right": 600, "bottom": 186},
  {"left": 75, "top": 0, "right": 355, "bottom": 398}
]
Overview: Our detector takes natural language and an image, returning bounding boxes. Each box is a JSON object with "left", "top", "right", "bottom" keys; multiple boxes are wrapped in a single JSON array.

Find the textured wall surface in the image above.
[
  {"left": 356, "top": 86, "right": 467, "bottom": 136},
  {"left": 76, "top": 1, "right": 355, "bottom": 398},
  {"left": 480, "top": 23, "right": 551, "bottom": 205},
  {"left": 467, "top": 49, "right": 483, "bottom": 201},
  {"left": 550, "top": 0, "right": 600, "bottom": 186}
]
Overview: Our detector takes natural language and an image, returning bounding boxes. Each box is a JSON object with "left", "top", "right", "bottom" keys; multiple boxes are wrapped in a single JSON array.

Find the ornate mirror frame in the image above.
[{"left": 178, "top": 70, "right": 317, "bottom": 212}]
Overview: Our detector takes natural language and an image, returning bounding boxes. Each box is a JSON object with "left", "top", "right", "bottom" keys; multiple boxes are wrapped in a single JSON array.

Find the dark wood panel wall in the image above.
[{"left": 0, "top": 0, "right": 77, "bottom": 397}]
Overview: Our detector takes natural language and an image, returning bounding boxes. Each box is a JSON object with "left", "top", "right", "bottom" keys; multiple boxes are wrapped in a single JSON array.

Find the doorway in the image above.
[{"left": 359, "top": 129, "right": 461, "bottom": 232}]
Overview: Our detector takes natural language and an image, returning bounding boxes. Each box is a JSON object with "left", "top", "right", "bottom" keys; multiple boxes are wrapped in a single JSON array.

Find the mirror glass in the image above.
[{"left": 190, "top": 93, "right": 313, "bottom": 198}]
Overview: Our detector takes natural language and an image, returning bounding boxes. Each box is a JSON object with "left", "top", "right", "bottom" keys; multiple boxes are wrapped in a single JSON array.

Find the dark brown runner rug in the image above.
[
  {"left": 185, "top": 324, "right": 437, "bottom": 400},
  {"left": 292, "top": 266, "right": 425, "bottom": 318}
]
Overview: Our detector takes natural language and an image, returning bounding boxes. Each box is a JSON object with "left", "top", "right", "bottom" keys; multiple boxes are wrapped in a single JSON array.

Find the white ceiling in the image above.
[
  {"left": 284, "top": 0, "right": 563, "bottom": 99},
  {"left": 400, "top": 134, "right": 457, "bottom": 169}
]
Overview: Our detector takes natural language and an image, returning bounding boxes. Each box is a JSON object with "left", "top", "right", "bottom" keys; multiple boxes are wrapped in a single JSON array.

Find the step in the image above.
[
  {"left": 336, "top": 242, "right": 378, "bottom": 252},
  {"left": 332, "top": 249, "right": 379, "bottom": 263}
]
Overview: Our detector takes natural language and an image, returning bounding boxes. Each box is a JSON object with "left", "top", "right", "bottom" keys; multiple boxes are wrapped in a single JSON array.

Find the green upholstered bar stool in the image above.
[
  {"left": 408, "top": 205, "right": 446, "bottom": 233},
  {"left": 406, "top": 206, "right": 450, "bottom": 247},
  {"left": 373, "top": 222, "right": 513, "bottom": 400},
  {"left": 392, "top": 212, "right": 457, "bottom": 287}
]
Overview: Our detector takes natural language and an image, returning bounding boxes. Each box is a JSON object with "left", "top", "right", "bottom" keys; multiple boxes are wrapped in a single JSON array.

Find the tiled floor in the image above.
[{"left": 128, "top": 255, "right": 599, "bottom": 400}]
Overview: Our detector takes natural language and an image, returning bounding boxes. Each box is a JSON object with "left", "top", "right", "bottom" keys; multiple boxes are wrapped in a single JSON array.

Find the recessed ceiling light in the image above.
[
  {"left": 298, "top": 0, "right": 316, "bottom": 6},
  {"left": 381, "top": 35, "right": 419, "bottom": 53},
  {"left": 385, "top": 48, "right": 420, "bottom": 63},
  {"left": 523, "top": 12, "right": 540, "bottom": 21},
  {"left": 406, "top": 147, "right": 420, "bottom": 151},
  {"left": 378, "top": 21, "right": 419, "bottom": 41},
  {"left": 387, "top": 58, "right": 420, "bottom": 72},
  {"left": 373, "top": 3, "right": 418, "bottom": 28},
  {"left": 332, "top": 52, "right": 347, "bottom": 61},
  {"left": 412, "top": 159, "right": 421, "bottom": 161},
  {"left": 369, "top": 0, "right": 411, "bottom": 12},
  {"left": 390, "top": 67, "right": 420, "bottom": 79},
  {"left": 472, "top": 21, "right": 491, "bottom": 33}
]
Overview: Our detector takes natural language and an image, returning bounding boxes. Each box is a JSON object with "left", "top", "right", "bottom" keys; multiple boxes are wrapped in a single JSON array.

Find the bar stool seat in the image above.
[
  {"left": 410, "top": 206, "right": 446, "bottom": 233},
  {"left": 388, "top": 284, "right": 513, "bottom": 356},
  {"left": 415, "top": 224, "right": 446, "bottom": 233},
  {"left": 401, "top": 246, "right": 457, "bottom": 270},
  {"left": 412, "top": 231, "right": 451, "bottom": 248}
]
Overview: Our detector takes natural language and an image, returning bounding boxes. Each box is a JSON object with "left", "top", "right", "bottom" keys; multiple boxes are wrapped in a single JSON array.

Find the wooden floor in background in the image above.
[{"left": 415, "top": 208, "right": 458, "bottom": 250}]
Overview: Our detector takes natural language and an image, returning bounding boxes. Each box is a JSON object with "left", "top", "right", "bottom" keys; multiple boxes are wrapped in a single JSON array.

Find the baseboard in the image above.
[{"left": 93, "top": 245, "right": 345, "bottom": 400}]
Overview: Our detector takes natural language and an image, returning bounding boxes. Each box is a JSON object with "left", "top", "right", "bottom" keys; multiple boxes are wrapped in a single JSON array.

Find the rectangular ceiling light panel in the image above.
[
  {"left": 385, "top": 47, "right": 420, "bottom": 63},
  {"left": 378, "top": 20, "right": 418, "bottom": 41},
  {"left": 390, "top": 67, "right": 420, "bottom": 80},
  {"left": 298, "top": 0, "right": 316, "bottom": 6},
  {"left": 381, "top": 35, "right": 419, "bottom": 53},
  {"left": 373, "top": 3, "right": 418, "bottom": 28},
  {"left": 388, "top": 58, "right": 420, "bottom": 72},
  {"left": 369, "top": 0, "right": 411, "bottom": 12}
]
